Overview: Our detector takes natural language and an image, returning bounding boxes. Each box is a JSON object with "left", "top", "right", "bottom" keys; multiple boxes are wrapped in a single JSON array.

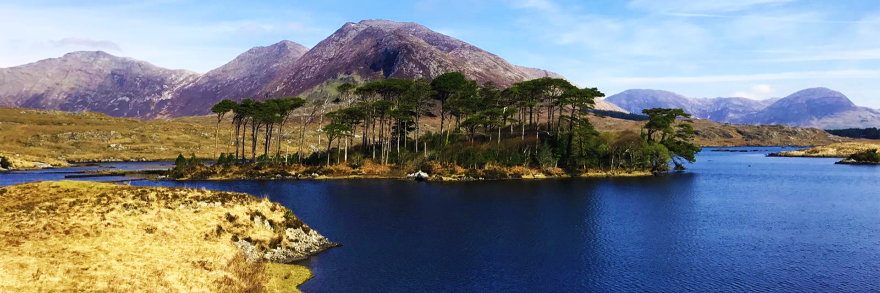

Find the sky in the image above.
[{"left": 3, "top": 0, "right": 880, "bottom": 107}]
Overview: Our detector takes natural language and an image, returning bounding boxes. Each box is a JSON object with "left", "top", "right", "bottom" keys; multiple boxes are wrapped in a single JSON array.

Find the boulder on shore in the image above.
[{"left": 407, "top": 171, "right": 430, "bottom": 181}]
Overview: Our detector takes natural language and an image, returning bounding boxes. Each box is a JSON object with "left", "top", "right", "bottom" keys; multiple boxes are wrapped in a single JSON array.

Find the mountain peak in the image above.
[
  {"left": 269, "top": 19, "right": 533, "bottom": 97},
  {"left": 784, "top": 87, "right": 850, "bottom": 102},
  {"left": 272, "top": 40, "right": 308, "bottom": 50},
  {"left": 771, "top": 87, "right": 854, "bottom": 109},
  {"left": 63, "top": 50, "right": 113, "bottom": 58}
]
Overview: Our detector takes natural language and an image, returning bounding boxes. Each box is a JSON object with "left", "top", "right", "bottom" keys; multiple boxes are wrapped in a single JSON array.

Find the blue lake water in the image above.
[
  {"left": 3, "top": 148, "right": 880, "bottom": 292},
  {"left": 0, "top": 161, "right": 172, "bottom": 186}
]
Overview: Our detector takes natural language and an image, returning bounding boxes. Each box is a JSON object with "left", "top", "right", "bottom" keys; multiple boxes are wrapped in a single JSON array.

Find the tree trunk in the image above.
[
  {"left": 298, "top": 125, "right": 305, "bottom": 164},
  {"left": 415, "top": 111, "right": 420, "bottom": 152},
  {"left": 276, "top": 119, "right": 286, "bottom": 156},
  {"left": 326, "top": 138, "right": 332, "bottom": 166},
  {"left": 214, "top": 119, "right": 220, "bottom": 160},
  {"left": 234, "top": 120, "right": 241, "bottom": 160},
  {"left": 251, "top": 122, "right": 258, "bottom": 161}
]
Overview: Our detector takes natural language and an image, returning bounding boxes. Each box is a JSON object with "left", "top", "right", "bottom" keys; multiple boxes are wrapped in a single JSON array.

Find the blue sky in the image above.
[{"left": 3, "top": 0, "right": 880, "bottom": 107}]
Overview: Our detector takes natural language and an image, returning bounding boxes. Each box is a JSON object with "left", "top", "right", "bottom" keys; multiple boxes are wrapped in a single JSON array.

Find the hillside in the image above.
[
  {"left": 0, "top": 107, "right": 846, "bottom": 169},
  {"left": 606, "top": 88, "right": 880, "bottom": 128},
  {"left": 164, "top": 40, "right": 310, "bottom": 118},
  {"left": 0, "top": 51, "right": 198, "bottom": 117},
  {"left": 0, "top": 108, "right": 223, "bottom": 167}
]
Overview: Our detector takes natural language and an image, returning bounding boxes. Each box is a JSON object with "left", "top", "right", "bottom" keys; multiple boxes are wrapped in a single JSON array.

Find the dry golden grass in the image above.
[
  {"left": 773, "top": 141, "right": 880, "bottom": 157},
  {"left": 0, "top": 107, "right": 330, "bottom": 169},
  {"left": 0, "top": 181, "right": 318, "bottom": 292}
]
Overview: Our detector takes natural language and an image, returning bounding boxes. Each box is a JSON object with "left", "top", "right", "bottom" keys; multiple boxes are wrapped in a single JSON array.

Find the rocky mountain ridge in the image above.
[{"left": 606, "top": 87, "right": 880, "bottom": 128}]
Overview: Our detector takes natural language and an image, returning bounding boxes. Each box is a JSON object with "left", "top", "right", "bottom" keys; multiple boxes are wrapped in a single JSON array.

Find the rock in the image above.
[
  {"left": 32, "top": 162, "right": 52, "bottom": 169},
  {"left": 407, "top": 171, "right": 430, "bottom": 181},
  {"left": 233, "top": 227, "right": 340, "bottom": 264}
]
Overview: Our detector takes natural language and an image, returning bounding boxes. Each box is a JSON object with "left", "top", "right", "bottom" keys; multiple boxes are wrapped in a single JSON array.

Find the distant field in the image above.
[
  {"left": 0, "top": 107, "right": 848, "bottom": 168},
  {"left": 0, "top": 107, "right": 331, "bottom": 168}
]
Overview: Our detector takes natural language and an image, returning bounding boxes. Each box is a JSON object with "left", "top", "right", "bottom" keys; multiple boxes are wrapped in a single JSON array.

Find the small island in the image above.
[{"left": 836, "top": 149, "right": 880, "bottom": 165}]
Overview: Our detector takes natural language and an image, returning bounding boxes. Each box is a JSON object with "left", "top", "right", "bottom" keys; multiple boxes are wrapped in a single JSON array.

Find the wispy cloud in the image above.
[
  {"left": 756, "top": 49, "right": 880, "bottom": 62},
  {"left": 51, "top": 37, "right": 122, "bottom": 52},
  {"left": 628, "top": 0, "right": 796, "bottom": 13},
  {"left": 610, "top": 70, "right": 880, "bottom": 84},
  {"left": 665, "top": 11, "right": 880, "bottom": 23}
]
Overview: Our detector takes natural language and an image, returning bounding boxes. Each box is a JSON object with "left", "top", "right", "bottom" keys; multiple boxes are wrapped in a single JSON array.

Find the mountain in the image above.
[
  {"left": 606, "top": 88, "right": 880, "bottom": 128},
  {"left": 516, "top": 66, "right": 568, "bottom": 80},
  {"left": 162, "top": 40, "right": 309, "bottom": 117},
  {"left": 739, "top": 88, "right": 880, "bottom": 129},
  {"left": 267, "top": 20, "right": 551, "bottom": 98},
  {"left": 0, "top": 19, "right": 596, "bottom": 118},
  {"left": 699, "top": 97, "right": 777, "bottom": 122},
  {"left": 606, "top": 89, "right": 699, "bottom": 115},
  {"left": 0, "top": 51, "right": 198, "bottom": 117}
]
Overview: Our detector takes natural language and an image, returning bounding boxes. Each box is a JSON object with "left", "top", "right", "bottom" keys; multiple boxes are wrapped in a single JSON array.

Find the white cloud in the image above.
[
  {"left": 628, "top": 0, "right": 797, "bottom": 13},
  {"left": 732, "top": 84, "right": 776, "bottom": 99}
]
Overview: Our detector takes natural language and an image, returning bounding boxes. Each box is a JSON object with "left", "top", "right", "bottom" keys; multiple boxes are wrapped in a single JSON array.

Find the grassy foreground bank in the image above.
[{"left": 0, "top": 181, "right": 333, "bottom": 292}]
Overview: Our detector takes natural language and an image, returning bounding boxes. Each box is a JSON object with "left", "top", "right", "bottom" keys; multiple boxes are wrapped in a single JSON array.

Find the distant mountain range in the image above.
[
  {"left": 0, "top": 19, "right": 622, "bottom": 118},
  {"left": 606, "top": 88, "right": 880, "bottom": 129}
]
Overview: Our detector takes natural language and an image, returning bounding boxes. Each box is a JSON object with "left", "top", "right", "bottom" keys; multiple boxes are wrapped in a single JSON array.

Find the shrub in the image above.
[
  {"left": 217, "top": 153, "right": 227, "bottom": 166},
  {"left": 348, "top": 152, "right": 365, "bottom": 168},
  {"left": 0, "top": 156, "right": 10, "bottom": 169},
  {"left": 536, "top": 143, "right": 557, "bottom": 169},
  {"left": 848, "top": 149, "right": 880, "bottom": 163},
  {"left": 174, "top": 154, "right": 187, "bottom": 169},
  {"left": 188, "top": 153, "right": 200, "bottom": 166}
]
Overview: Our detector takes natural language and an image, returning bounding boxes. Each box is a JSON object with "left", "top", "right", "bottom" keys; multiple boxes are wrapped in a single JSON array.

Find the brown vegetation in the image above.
[
  {"left": 0, "top": 181, "right": 328, "bottom": 292},
  {"left": 771, "top": 141, "right": 880, "bottom": 158},
  {"left": 588, "top": 116, "right": 847, "bottom": 147},
  {"left": 0, "top": 107, "right": 331, "bottom": 169}
]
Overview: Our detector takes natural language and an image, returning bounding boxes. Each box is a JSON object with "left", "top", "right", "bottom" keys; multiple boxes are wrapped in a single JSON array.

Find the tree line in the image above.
[
  {"left": 205, "top": 72, "right": 701, "bottom": 173},
  {"left": 826, "top": 128, "right": 880, "bottom": 139}
]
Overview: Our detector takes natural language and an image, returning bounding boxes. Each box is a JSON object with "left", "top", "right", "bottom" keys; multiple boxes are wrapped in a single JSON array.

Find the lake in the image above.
[{"left": 4, "top": 148, "right": 880, "bottom": 292}]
